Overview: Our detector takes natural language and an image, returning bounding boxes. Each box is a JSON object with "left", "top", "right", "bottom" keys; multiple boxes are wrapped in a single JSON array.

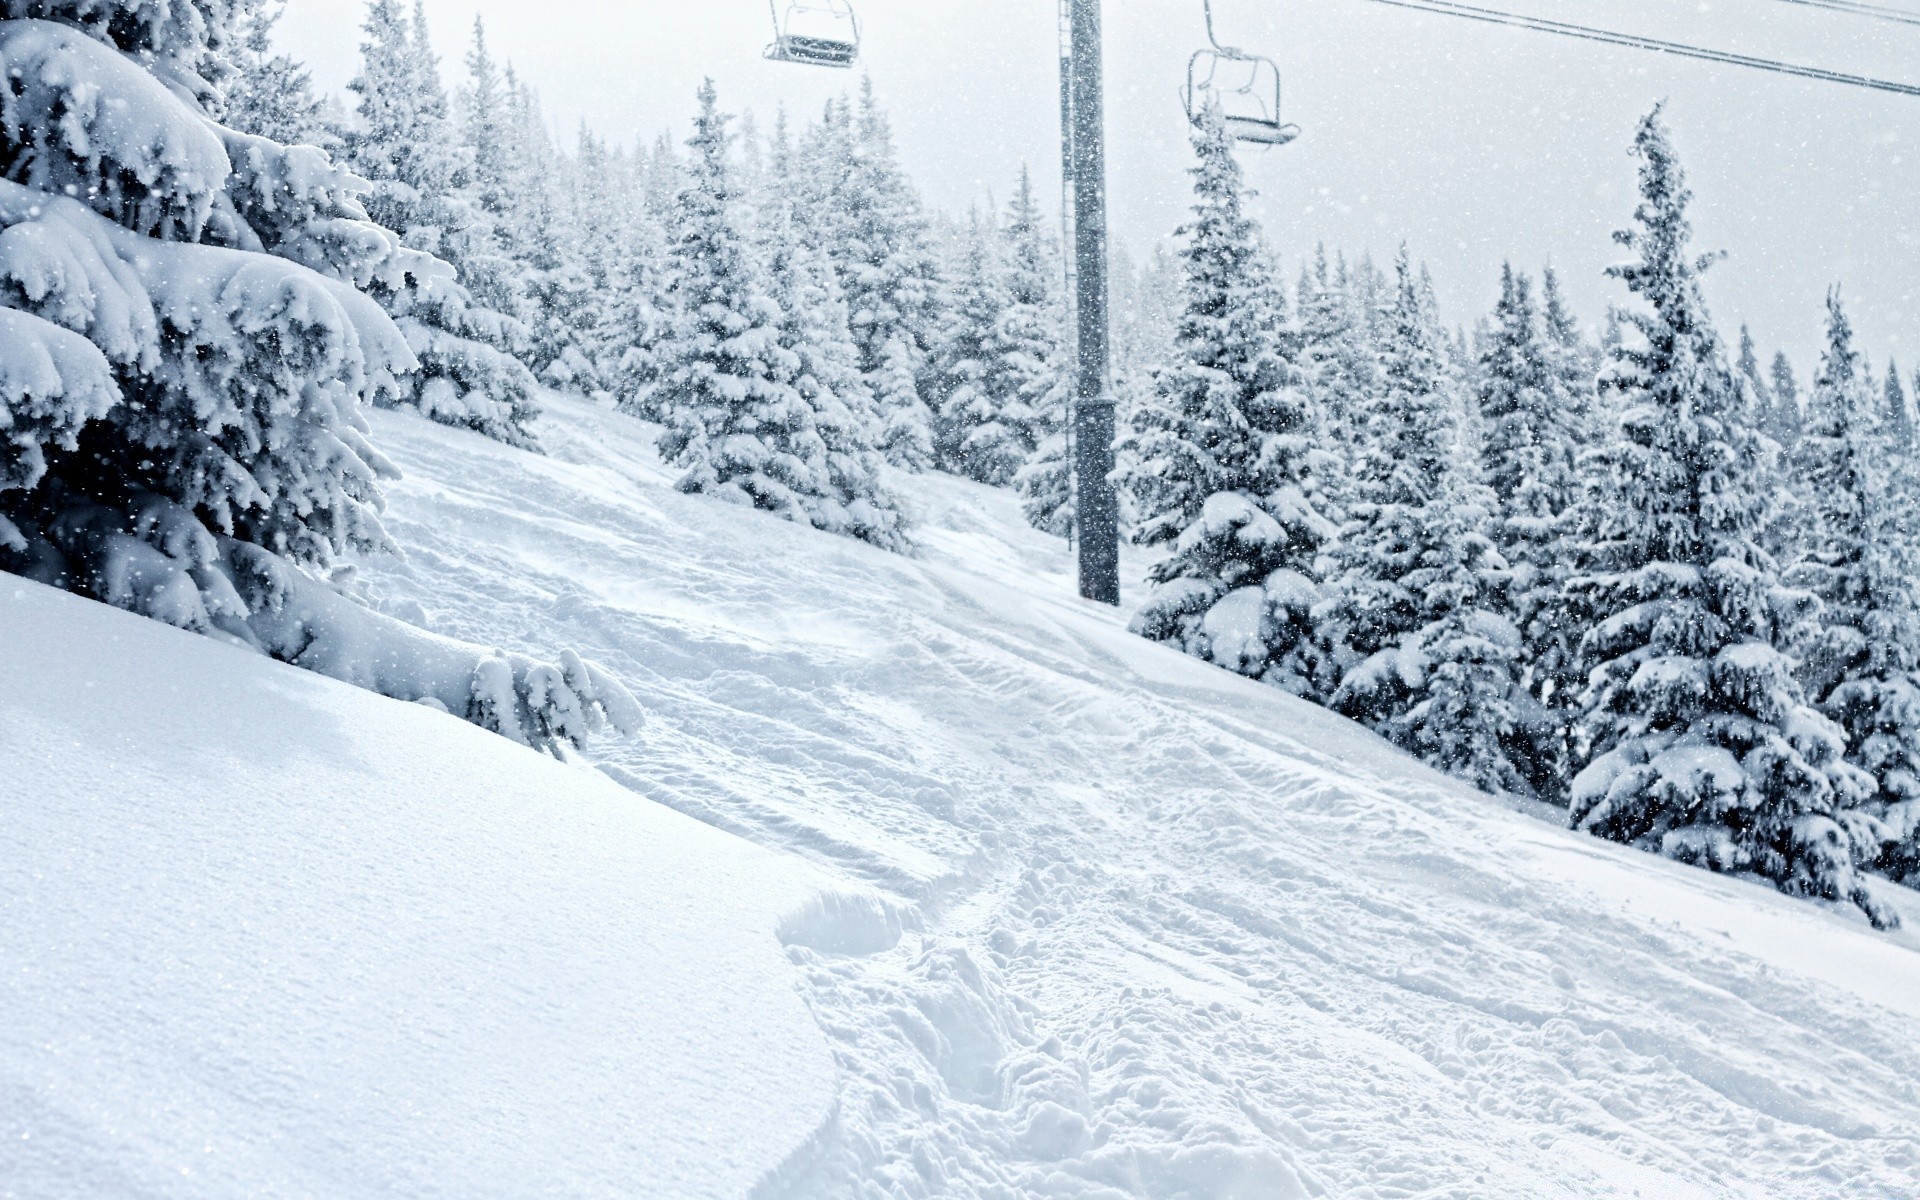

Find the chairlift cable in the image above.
[
  {"left": 1775, "top": 0, "right": 1920, "bottom": 29},
  {"left": 1355, "top": 0, "right": 1920, "bottom": 96}
]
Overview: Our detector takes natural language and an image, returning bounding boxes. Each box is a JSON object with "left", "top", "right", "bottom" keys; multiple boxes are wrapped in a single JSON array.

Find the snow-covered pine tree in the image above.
[
  {"left": 1769, "top": 350, "right": 1804, "bottom": 448},
  {"left": 455, "top": 18, "right": 541, "bottom": 330},
  {"left": 568, "top": 126, "right": 646, "bottom": 400},
  {"left": 1091, "top": 241, "right": 1178, "bottom": 537},
  {"left": 1021, "top": 232, "right": 1176, "bottom": 541},
  {"left": 598, "top": 130, "right": 682, "bottom": 420},
  {"left": 649, "top": 81, "right": 904, "bottom": 551},
  {"left": 1541, "top": 265, "right": 1599, "bottom": 409},
  {"left": 1473, "top": 264, "right": 1585, "bottom": 793},
  {"left": 1125, "top": 107, "right": 1334, "bottom": 697},
  {"left": 1737, "top": 325, "right": 1775, "bottom": 431},
  {"left": 1016, "top": 426, "right": 1075, "bottom": 539},
  {"left": 1124, "top": 242, "right": 1182, "bottom": 375},
  {"left": 224, "top": 0, "right": 336, "bottom": 148},
  {"left": 600, "top": 173, "right": 669, "bottom": 419},
  {"left": 805, "top": 83, "right": 941, "bottom": 470},
  {"left": 928, "top": 205, "right": 1013, "bottom": 479},
  {"left": 1296, "top": 245, "right": 1381, "bottom": 502},
  {"left": 1564, "top": 109, "right": 1889, "bottom": 927},
  {"left": 993, "top": 166, "right": 1070, "bottom": 483},
  {"left": 937, "top": 168, "right": 1065, "bottom": 489},
  {"left": 0, "top": 2, "right": 637, "bottom": 751},
  {"left": 500, "top": 71, "right": 600, "bottom": 398},
  {"left": 342, "top": 0, "right": 540, "bottom": 448},
  {"left": 1530, "top": 264, "right": 1610, "bottom": 775},
  {"left": 1883, "top": 360, "right": 1914, "bottom": 455},
  {"left": 1477, "top": 266, "right": 1580, "bottom": 522},
  {"left": 1788, "top": 292, "right": 1920, "bottom": 892},
  {"left": 759, "top": 110, "right": 909, "bottom": 551},
  {"left": 1320, "top": 251, "right": 1528, "bottom": 793}
]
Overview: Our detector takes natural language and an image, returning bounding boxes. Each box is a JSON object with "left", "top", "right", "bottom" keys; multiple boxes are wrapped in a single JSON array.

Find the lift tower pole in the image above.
[{"left": 1063, "top": 0, "right": 1120, "bottom": 605}]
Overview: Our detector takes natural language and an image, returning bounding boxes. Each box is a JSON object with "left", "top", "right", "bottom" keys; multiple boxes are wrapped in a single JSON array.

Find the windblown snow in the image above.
[{"left": 8, "top": 395, "right": 1920, "bottom": 1199}]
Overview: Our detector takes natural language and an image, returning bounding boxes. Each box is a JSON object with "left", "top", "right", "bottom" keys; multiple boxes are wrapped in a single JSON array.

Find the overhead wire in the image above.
[
  {"left": 1353, "top": 0, "right": 1920, "bottom": 96},
  {"left": 1774, "top": 0, "right": 1920, "bottom": 30}
]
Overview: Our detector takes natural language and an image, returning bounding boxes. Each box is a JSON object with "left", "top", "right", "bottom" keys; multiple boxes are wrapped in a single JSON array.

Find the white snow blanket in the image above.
[
  {"left": 0, "top": 577, "right": 845, "bottom": 1200},
  {"left": 7, "top": 392, "right": 1920, "bottom": 1198}
]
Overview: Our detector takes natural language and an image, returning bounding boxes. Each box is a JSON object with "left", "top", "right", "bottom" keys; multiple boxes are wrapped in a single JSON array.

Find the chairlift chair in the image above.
[
  {"left": 765, "top": 0, "right": 861, "bottom": 69},
  {"left": 1184, "top": 0, "right": 1299, "bottom": 147}
]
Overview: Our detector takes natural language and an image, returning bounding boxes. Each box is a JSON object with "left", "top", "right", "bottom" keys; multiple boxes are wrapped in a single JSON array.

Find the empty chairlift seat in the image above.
[
  {"left": 766, "top": 0, "right": 861, "bottom": 68},
  {"left": 1184, "top": 0, "right": 1301, "bottom": 148}
]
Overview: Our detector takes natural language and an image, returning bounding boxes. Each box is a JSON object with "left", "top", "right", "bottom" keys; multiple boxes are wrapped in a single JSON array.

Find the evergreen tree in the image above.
[
  {"left": 1737, "top": 325, "right": 1774, "bottom": 431},
  {"left": 1473, "top": 264, "right": 1584, "bottom": 793},
  {"left": 1769, "top": 350, "right": 1804, "bottom": 448},
  {"left": 760, "top": 113, "right": 909, "bottom": 550},
  {"left": 343, "top": 0, "right": 540, "bottom": 448},
  {"left": 1016, "top": 428, "right": 1075, "bottom": 539},
  {"left": 930, "top": 168, "right": 1067, "bottom": 491},
  {"left": 1477, "top": 265, "right": 1579, "bottom": 523},
  {"left": 992, "top": 166, "right": 1069, "bottom": 478},
  {"left": 0, "top": 2, "right": 635, "bottom": 748},
  {"left": 1321, "top": 252, "right": 1527, "bottom": 793},
  {"left": 568, "top": 126, "right": 649, "bottom": 399},
  {"left": 1104, "top": 242, "right": 1179, "bottom": 533},
  {"left": 1296, "top": 245, "right": 1382, "bottom": 503},
  {"left": 647, "top": 82, "right": 906, "bottom": 551},
  {"left": 1789, "top": 293, "right": 1920, "bottom": 890},
  {"left": 456, "top": 17, "right": 540, "bottom": 330},
  {"left": 0, "top": 7, "right": 404, "bottom": 619},
  {"left": 1564, "top": 109, "right": 1889, "bottom": 927},
  {"left": 460, "top": 17, "right": 514, "bottom": 241},
  {"left": 1126, "top": 107, "right": 1334, "bottom": 697},
  {"left": 599, "top": 130, "right": 683, "bottom": 420},
  {"left": 1022, "top": 239, "right": 1177, "bottom": 542},
  {"left": 1733, "top": 322, "right": 1808, "bottom": 558},
  {"left": 928, "top": 206, "right": 1013, "bottom": 478},
  {"left": 510, "top": 79, "right": 601, "bottom": 397},
  {"left": 804, "top": 84, "right": 941, "bottom": 470},
  {"left": 601, "top": 165, "right": 669, "bottom": 419},
  {"left": 224, "top": 0, "right": 336, "bottom": 148},
  {"left": 1541, "top": 264, "right": 1598, "bottom": 406},
  {"left": 1534, "top": 262, "right": 1603, "bottom": 730},
  {"left": 1883, "top": 360, "right": 1913, "bottom": 454}
]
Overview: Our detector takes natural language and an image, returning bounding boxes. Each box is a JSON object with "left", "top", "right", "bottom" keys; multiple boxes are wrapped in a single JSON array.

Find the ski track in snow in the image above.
[{"left": 363, "top": 396, "right": 1920, "bottom": 1200}]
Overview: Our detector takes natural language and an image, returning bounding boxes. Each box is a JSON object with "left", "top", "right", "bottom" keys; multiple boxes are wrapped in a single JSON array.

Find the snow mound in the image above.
[{"left": 0, "top": 577, "right": 843, "bottom": 1200}]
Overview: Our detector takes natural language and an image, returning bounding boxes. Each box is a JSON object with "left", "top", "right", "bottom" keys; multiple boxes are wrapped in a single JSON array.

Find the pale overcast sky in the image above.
[{"left": 278, "top": 0, "right": 1919, "bottom": 369}]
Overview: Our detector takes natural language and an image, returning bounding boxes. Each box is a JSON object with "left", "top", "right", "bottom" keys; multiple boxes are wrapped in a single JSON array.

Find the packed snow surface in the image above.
[{"left": 10, "top": 394, "right": 1920, "bottom": 1197}]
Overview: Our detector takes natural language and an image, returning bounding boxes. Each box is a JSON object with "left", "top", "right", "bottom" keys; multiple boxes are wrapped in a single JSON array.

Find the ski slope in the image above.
[
  {"left": 9, "top": 394, "right": 1920, "bottom": 1198},
  {"left": 0, "top": 577, "right": 850, "bottom": 1200}
]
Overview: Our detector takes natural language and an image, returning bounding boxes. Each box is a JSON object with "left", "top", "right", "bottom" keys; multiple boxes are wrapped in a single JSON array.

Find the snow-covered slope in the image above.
[
  {"left": 0, "top": 576, "right": 856, "bottom": 1200},
  {"left": 10, "top": 395, "right": 1920, "bottom": 1198},
  {"left": 367, "top": 396, "right": 1920, "bottom": 1199}
]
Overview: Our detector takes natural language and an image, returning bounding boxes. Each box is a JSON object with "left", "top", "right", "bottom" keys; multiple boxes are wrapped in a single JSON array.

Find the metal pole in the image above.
[
  {"left": 1057, "top": 0, "right": 1079, "bottom": 552},
  {"left": 1066, "top": 0, "right": 1120, "bottom": 605}
]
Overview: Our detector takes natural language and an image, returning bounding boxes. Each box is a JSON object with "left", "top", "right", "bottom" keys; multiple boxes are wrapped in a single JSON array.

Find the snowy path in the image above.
[{"left": 363, "top": 397, "right": 1920, "bottom": 1200}]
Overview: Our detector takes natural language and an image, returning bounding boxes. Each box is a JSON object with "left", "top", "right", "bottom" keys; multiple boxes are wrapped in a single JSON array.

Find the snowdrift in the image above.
[
  {"left": 8, "top": 393, "right": 1920, "bottom": 1198},
  {"left": 0, "top": 576, "right": 857, "bottom": 1200}
]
